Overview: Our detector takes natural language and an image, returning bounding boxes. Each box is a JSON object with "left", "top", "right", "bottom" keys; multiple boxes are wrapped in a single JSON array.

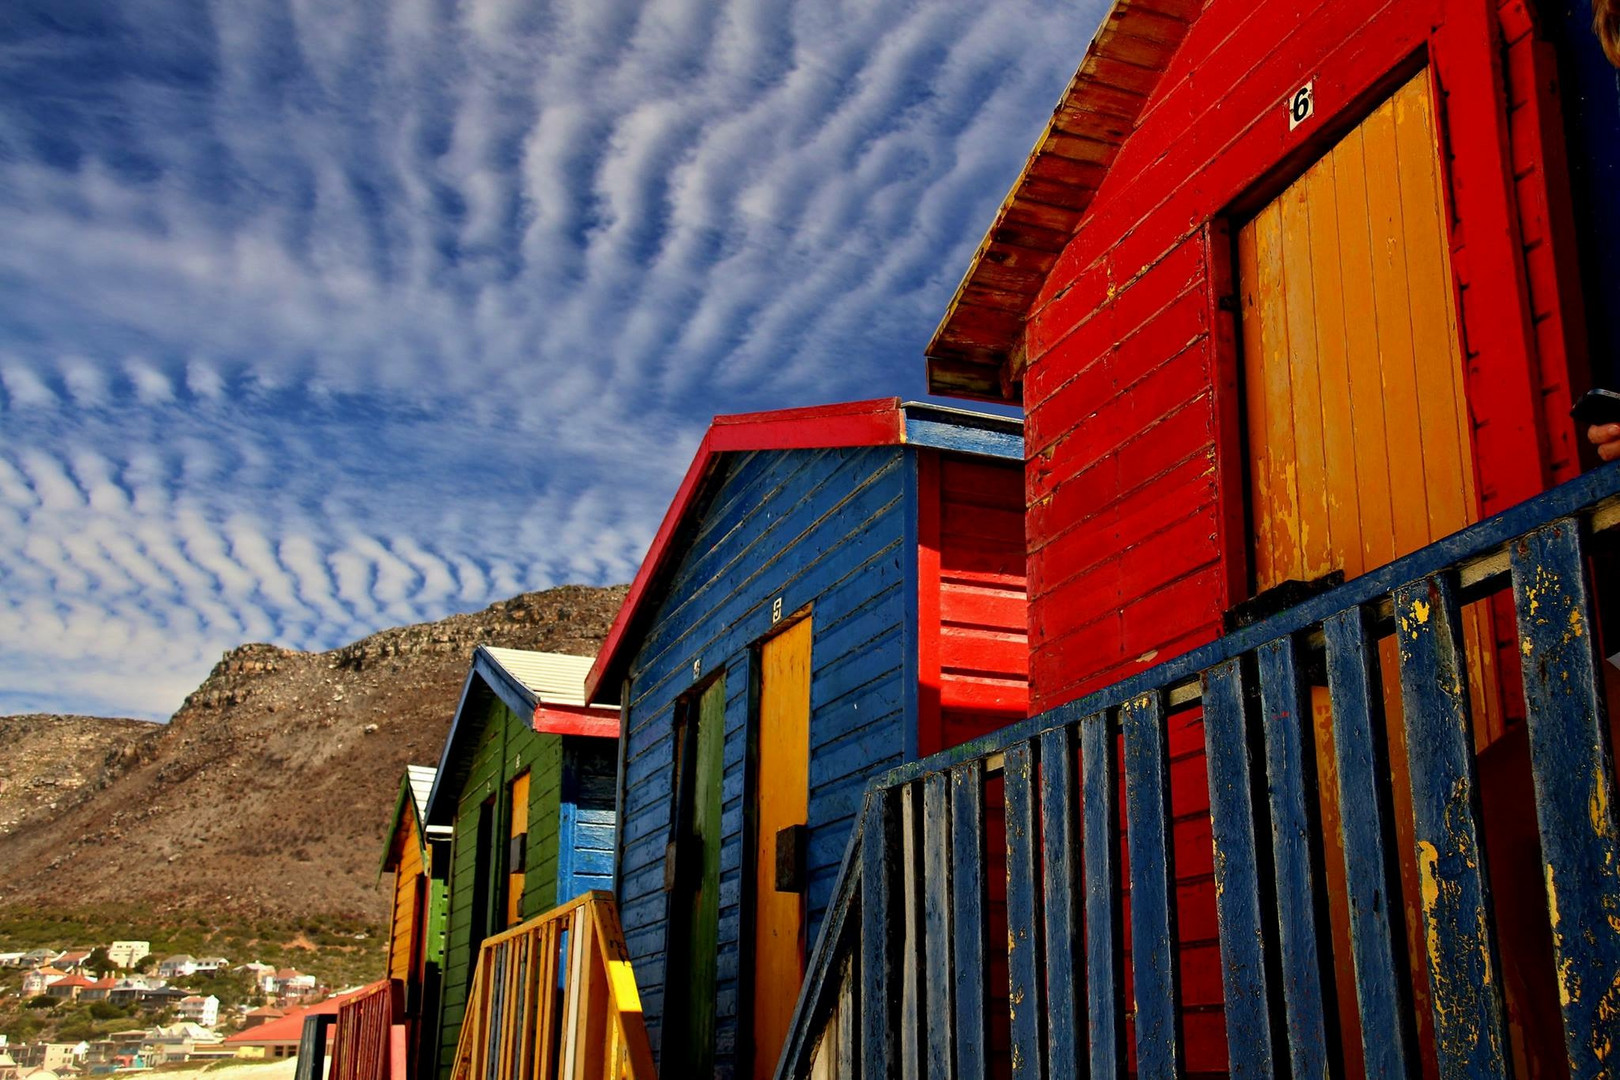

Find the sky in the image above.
[{"left": 0, "top": 0, "right": 1104, "bottom": 721}]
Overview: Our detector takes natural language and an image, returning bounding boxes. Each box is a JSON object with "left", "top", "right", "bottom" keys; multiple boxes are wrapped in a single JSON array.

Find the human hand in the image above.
[{"left": 1589, "top": 423, "right": 1620, "bottom": 462}]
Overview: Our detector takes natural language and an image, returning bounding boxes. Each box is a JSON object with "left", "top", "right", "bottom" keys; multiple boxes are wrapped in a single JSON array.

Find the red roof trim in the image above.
[
  {"left": 532, "top": 703, "right": 621, "bottom": 739},
  {"left": 585, "top": 398, "right": 905, "bottom": 702}
]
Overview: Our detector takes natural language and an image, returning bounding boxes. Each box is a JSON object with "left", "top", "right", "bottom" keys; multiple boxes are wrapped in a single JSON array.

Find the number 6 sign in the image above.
[{"left": 1288, "top": 80, "right": 1315, "bottom": 131}]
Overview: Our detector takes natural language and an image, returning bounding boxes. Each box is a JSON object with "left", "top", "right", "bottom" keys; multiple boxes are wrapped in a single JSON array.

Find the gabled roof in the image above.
[
  {"left": 925, "top": 0, "right": 1199, "bottom": 402},
  {"left": 379, "top": 764, "right": 447, "bottom": 875},
  {"left": 424, "top": 647, "right": 623, "bottom": 827},
  {"left": 583, "top": 397, "right": 1024, "bottom": 704}
]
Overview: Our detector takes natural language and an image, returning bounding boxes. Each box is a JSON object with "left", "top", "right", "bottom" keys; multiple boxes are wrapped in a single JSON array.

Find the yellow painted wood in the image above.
[
  {"left": 1240, "top": 69, "right": 1497, "bottom": 1076},
  {"left": 753, "top": 616, "right": 814, "bottom": 1080},
  {"left": 389, "top": 814, "right": 423, "bottom": 983},
  {"left": 507, "top": 771, "right": 530, "bottom": 928}
]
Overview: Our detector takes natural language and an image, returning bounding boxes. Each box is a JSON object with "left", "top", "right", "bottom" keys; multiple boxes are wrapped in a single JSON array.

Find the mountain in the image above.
[{"left": 0, "top": 584, "right": 627, "bottom": 924}]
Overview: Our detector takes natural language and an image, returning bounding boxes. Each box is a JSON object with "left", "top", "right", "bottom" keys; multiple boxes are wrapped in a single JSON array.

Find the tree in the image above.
[{"left": 86, "top": 947, "right": 117, "bottom": 978}]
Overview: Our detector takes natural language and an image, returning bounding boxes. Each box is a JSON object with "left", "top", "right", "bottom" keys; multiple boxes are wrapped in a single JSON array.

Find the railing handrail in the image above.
[
  {"left": 451, "top": 890, "right": 655, "bottom": 1080},
  {"left": 777, "top": 460, "right": 1620, "bottom": 1080},
  {"left": 877, "top": 462, "right": 1620, "bottom": 790}
]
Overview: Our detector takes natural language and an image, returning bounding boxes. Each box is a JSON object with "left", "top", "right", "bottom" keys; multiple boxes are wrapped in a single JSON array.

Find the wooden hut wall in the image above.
[
  {"left": 1016, "top": 0, "right": 1585, "bottom": 715},
  {"left": 914, "top": 452, "right": 1028, "bottom": 757},
  {"left": 553, "top": 738, "right": 616, "bottom": 904},
  {"left": 950, "top": 0, "right": 1592, "bottom": 1073},
  {"left": 616, "top": 443, "right": 912, "bottom": 1066},
  {"left": 435, "top": 699, "right": 560, "bottom": 1080},
  {"left": 386, "top": 813, "right": 424, "bottom": 985}
]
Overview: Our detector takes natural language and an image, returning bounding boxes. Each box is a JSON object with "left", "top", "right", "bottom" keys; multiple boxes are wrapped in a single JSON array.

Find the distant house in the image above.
[
  {"left": 137, "top": 986, "right": 189, "bottom": 1009},
  {"left": 193, "top": 957, "right": 228, "bottom": 973},
  {"left": 241, "top": 1006, "right": 284, "bottom": 1030},
  {"left": 156, "top": 955, "right": 197, "bottom": 979},
  {"left": 0, "top": 952, "right": 26, "bottom": 967},
  {"left": 106, "top": 942, "right": 150, "bottom": 970},
  {"left": 18, "top": 950, "right": 54, "bottom": 968},
  {"left": 175, "top": 995, "right": 220, "bottom": 1028},
  {"left": 21, "top": 967, "right": 65, "bottom": 996},
  {"left": 105, "top": 979, "right": 157, "bottom": 1007},
  {"left": 0, "top": 1050, "right": 17, "bottom": 1080},
  {"left": 259, "top": 969, "right": 317, "bottom": 1001},
  {"left": 51, "top": 952, "right": 92, "bottom": 973},
  {"left": 140, "top": 1024, "right": 224, "bottom": 1066},
  {"left": 224, "top": 989, "right": 368, "bottom": 1060},
  {"left": 239, "top": 961, "right": 274, "bottom": 980},
  {"left": 45, "top": 974, "right": 102, "bottom": 1001},
  {"left": 38, "top": 1044, "right": 86, "bottom": 1072}
]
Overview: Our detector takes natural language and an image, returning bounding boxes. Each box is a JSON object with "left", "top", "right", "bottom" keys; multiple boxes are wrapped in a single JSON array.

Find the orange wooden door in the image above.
[
  {"left": 752, "top": 617, "right": 812, "bottom": 1080},
  {"left": 1238, "top": 68, "right": 1499, "bottom": 1078},
  {"left": 505, "top": 771, "right": 529, "bottom": 927}
]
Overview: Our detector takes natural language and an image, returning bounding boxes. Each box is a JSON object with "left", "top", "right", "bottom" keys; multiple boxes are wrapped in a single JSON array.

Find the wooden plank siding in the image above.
[
  {"left": 434, "top": 700, "right": 616, "bottom": 1080},
  {"left": 388, "top": 813, "right": 424, "bottom": 985},
  {"left": 617, "top": 445, "right": 914, "bottom": 1072},
  {"left": 907, "top": 0, "right": 1591, "bottom": 1076},
  {"left": 613, "top": 426, "right": 1028, "bottom": 1078},
  {"left": 1011, "top": 0, "right": 1585, "bottom": 717}
]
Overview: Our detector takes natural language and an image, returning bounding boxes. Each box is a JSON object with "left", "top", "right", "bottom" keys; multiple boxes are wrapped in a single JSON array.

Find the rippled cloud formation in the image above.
[{"left": 0, "top": 0, "right": 1100, "bottom": 718}]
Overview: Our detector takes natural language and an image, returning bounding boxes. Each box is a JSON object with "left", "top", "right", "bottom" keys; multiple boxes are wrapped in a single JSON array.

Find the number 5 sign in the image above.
[{"left": 1287, "top": 80, "right": 1315, "bottom": 131}]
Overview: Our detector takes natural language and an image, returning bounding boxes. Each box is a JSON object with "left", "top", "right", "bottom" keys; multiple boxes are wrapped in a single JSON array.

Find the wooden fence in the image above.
[
  {"left": 449, "top": 891, "right": 655, "bottom": 1080},
  {"left": 775, "top": 463, "right": 1620, "bottom": 1080}
]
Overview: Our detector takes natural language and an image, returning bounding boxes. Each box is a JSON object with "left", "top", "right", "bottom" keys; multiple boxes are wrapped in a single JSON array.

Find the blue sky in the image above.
[{"left": 0, "top": 0, "right": 1101, "bottom": 720}]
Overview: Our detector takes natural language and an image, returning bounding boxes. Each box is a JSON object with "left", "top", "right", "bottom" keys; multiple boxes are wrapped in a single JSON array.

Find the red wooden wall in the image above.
[
  {"left": 917, "top": 451, "right": 1030, "bottom": 757},
  {"left": 1024, "top": 0, "right": 1582, "bottom": 714},
  {"left": 1011, "top": 0, "right": 1587, "bottom": 1075}
]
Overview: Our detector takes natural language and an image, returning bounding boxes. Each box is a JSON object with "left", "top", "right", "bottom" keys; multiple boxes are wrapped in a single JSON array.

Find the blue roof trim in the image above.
[
  {"left": 422, "top": 646, "right": 543, "bottom": 827},
  {"left": 900, "top": 402, "right": 1022, "bottom": 460}
]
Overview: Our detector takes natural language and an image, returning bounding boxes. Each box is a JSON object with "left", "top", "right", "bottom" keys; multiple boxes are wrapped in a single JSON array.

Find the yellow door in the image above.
[
  {"left": 1239, "top": 68, "right": 1500, "bottom": 1076},
  {"left": 753, "top": 616, "right": 812, "bottom": 1080},
  {"left": 505, "top": 771, "right": 529, "bottom": 927}
]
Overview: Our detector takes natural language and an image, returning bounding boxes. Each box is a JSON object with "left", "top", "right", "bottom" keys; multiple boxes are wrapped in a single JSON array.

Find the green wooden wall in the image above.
[{"left": 433, "top": 696, "right": 563, "bottom": 1080}]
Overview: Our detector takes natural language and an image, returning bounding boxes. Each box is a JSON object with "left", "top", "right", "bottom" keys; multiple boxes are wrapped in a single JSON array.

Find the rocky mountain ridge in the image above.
[{"left": 0, "top": 584, "right": 627, "bottom": 923}]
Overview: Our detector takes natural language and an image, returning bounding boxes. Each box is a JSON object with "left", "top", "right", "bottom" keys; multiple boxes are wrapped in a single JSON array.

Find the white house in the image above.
[
  {"left": 156, "top": 955, "right": 197, "bottom": 978},
  {"left": 107, "top": 941, "right": 150, "bottom": 969},
  {"left": 21, "top": 968, "right": 66, "bottom": 996},
  {"left": 193, "top": 957, "right": 229, "bottom": 973},
  {"left": 175, "top": 995, "right": 220, "bottom": 1028}
]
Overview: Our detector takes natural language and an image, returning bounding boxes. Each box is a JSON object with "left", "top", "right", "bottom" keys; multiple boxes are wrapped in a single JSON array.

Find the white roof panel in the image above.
[{"left": 480, "top": 647, "right": 599, "bottom": 708}]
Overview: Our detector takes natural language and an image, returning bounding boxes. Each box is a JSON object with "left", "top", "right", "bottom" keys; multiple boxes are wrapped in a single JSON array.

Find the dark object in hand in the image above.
[{"left": 1571, "top": 388, "right": 1620, "bottom": 427}]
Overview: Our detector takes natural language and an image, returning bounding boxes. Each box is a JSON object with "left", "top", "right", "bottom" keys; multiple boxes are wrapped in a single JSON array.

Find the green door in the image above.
[{"left": 666, "top": 676, "right": 725, "bottom": 1074}]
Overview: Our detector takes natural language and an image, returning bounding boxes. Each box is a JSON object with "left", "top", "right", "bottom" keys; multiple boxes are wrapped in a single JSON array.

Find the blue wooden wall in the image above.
[
  {"left": 616, "top": 444, "right": 914, "bottom": 1072},
  {"left": 557, "top": 737, "right": 617, "bottom": 906}
]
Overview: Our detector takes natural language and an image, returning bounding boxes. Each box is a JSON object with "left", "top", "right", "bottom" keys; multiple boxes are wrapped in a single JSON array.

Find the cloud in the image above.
[{"left": 0, "top": 0, "right": 1102, "bottom": 719}]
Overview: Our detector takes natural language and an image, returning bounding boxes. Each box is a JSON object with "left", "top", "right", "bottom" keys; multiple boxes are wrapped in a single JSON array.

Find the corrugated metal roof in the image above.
[
  {"left": 405, "top": 765, "right": 436, "bottom": 814},
  {"left": 480, "top": 647, "right": 598, "bottom": 707}
]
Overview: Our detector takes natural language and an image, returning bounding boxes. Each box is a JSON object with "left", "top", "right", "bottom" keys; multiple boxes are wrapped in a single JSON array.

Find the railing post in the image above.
[
  {"left": 1081, "top": 711, "right": 1126, "bottom": 1080},
  {"left": 1255, "top": 636, "right": 1333, "bottom": 1079},
  {"left": 1005, "top": 738, "right": 1047, "bottom": 1079},
  {"left": 1202, "top": 658, "right": 1278, "bottom": 1079},
  {"left": 923, "top": 771, "right": 956, "bottom": 1080},
  {"left": 951, "top": 760, "right": 990, "bottom": 1078},
  {"left": 1322, "top": 606, "right": 1420, "bottom": 1080},
  {"left": 862, "top": 787, "right": 903, "bottom": 1080},
  {"left": 1039, "top": 723, "right": 1085, "bottom": 1079},
  {"left": 1511, "top": 518, "right": 1620, "bottom": 1079},
  {"left": 1121, "top": 691, "right": 1181, "bottom": 1079},
  {"left": 1394, "top": 573, "right": 1510, "bottom": 1080}
]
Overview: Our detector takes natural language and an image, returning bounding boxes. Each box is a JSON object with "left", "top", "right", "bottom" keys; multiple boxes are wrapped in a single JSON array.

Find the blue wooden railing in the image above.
[{"left": 775, "top": 464, "right": 1620, "bottom": 1080}]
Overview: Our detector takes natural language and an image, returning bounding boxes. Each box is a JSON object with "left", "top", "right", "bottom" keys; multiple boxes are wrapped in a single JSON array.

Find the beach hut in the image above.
[
  {"left": 924, "top": 0, "right": 1599, "bottom": 1074},
  {"left": 583, "top": 397, "right": 1028, "bottom": 1078},
  {"left": 379, "top": 766, "right": 450, "bottom": 1080},
  {"left": 423, "top": 647, "right": 620, "bottom": 1080}
]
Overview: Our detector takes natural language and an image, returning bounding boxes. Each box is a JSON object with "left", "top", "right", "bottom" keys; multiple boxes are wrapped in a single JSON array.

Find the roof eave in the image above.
[{"left": 924, "top": 0, "right": 1199, "bottom": 402}]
